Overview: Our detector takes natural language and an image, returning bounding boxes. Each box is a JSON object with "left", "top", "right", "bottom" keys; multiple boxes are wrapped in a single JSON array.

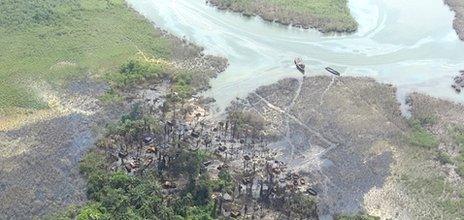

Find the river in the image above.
[{"left": 128, "top": 0, "right": 464, "bottom": 110}]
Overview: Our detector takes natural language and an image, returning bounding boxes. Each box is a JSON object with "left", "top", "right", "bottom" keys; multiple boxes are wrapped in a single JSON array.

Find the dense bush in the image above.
[
  {"left": 284, "top": 193, "right": 317, "bottom": 218},
  {"left": 51, "top": 148, "right": 218, "bottom": 219},
  {"left": 110, "top": 59, "right": 166, "bottom": 88},
  {"left": 227, "top": 110, "right": 266, "bottom": 138}
]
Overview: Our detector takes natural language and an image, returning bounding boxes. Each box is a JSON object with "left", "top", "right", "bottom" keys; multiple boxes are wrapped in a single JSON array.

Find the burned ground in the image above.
[
  {"left": 0, "top": 78, "right": 123, "bottom": 219},
  {"left": 235, "top": 75, "right": 464, "bottom": 218}
]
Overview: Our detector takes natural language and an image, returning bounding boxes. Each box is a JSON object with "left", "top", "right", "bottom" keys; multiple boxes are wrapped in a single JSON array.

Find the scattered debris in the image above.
[
  {"left": 191, "top": 131, "right": 200, "bottom": 138},
  {"left": 218, "top": 146, "right": 227, "bottom": 152},
  {"left": 222, "top": 193, "right": 233, "bottom": 202},
  {"left": 230, "top": 210, "right": 241, "bottom": 218},
  {"left": 143, "top": 135, "right": 153, "bottom": 144},
  {"left": 203, "top": 161, "right": 212, "bottom": 166},
  {"left": 162, "top": 181, "right": 176, "bottom": 189},
  {"left": 146, "top": 146, "right": 157, "bottom": 154}
]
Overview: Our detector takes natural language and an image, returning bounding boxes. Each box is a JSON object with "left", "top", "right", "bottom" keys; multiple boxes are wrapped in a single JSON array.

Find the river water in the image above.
[{"left": 128, "top": 0, "right": 464, "bottom": 109}]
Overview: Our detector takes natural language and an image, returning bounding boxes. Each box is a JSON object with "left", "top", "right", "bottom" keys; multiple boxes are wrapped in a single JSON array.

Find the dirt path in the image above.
[
  {"left": 319, "top": 75, "right": 336, "bottom": 106},
  {"left": 252, "top": 83, "right": 337, "bottom": 148}
]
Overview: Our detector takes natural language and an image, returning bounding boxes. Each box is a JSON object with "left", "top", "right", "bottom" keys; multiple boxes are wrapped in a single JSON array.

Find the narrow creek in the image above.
[{"left": 128, "top": 0, "right": 464, "bottom": 111}]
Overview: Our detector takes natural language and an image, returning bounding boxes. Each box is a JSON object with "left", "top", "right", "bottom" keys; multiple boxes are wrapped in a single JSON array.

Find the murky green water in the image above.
[{"left": 128, "top": 0, "right": 464, "bottom": 109}]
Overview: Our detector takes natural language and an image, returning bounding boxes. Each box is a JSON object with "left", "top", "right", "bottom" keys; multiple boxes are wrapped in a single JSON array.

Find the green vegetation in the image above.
[
  {"left": 109, "top": 59, "right": 166, "bottom": 88},
  {"left": 407, "top": 119, "right": 438, "bottom": 149},
  {"left": 0, "top": 0, "right": 171, "bottom": 111},
  {"left": 284, "top": 193, "right": 317, "bottom": 218},
  {"left": 50, "top": 101, "right": 249, "bottom": 219},
  {"left": 226, "top": 109, "right": 266, "bottom": 139},
  {"left": 54, "top": 130, "right": 219, "bottom": 219},
  {"left": 210, "top": 0, "right": 357, "bottom": 32},
  {"left": 401, "top": 171, "right": 464, "bottom": 217},
  {"left": 448, "top": 126, "right": 464, "bottom": 177},
  {"left": 49, "top": 80, "right": 317, "bottom": 219},
  {"left": 436, "top": 151, "right": 453, "bottom": 165},
  {"left": 408, "top": 129, "right": 438, "bottom": 149},
  {"left": 393, "top": 112, "right": 464, "bottom": 219},
  {"left": 106, "top": 56, "right": 212, "bottom": 106},
  {"left": 335, "top": 213, "right": 380, "bottom": 220}
]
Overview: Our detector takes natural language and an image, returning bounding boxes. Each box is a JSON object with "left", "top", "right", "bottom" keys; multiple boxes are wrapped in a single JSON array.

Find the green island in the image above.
[{"left": 208, "top": 0, "right": 358, "bottom": 33}]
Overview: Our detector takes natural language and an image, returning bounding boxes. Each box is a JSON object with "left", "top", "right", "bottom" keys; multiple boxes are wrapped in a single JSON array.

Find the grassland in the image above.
[
  {"left": 0, "top": 0, "right": 171, "bottom": 114},
  {"left": 208, "top": 0, "right": 358, "bottom": 33}
]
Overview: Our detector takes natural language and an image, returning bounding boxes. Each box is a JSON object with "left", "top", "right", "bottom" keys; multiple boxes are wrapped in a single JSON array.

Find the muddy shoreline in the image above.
[
  {"left": 445, "top": 0, "right": 464, "bottom": 41},
  {"left": 206, "top": 0, "right": 357, "bottom": 33}
]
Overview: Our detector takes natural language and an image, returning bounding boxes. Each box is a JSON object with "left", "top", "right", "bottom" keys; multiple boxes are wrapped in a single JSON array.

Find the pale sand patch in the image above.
[
  {"left": 363, "top": 141, "right": 411, "bottom": 219},
  {"left": 0, "top": 82, "right": 99, "bottom": 131},
  {"left": 0, "top": 135, "right": 39, "bottom": 172}
]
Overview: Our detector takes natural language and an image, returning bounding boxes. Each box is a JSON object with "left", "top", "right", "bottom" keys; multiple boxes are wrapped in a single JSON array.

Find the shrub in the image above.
[
  {"left": 456, "top": 165, "right": 464, "bottom": 177},
  {"left": 111, "top": 59, "right": 165, "bottom": 87},
  {"left": 408, "top": 129, "right": 438, "bottom": 149},
  {"left": 407, "top": 119, "right": 438, "bottom": 149},
  {"left": 284, "top": 193, "right": 317, "bottom": 218},
  {"left": 76, "top": 202, "right": 109, "bottom": 220},
  {"left": 335, "top": 213, "right": 380, "bottom": 220},
  {"left": 227, "top": 110, "right": 266, "bottom": 138},
  {"left": 436, "top": 151, "right": 453, "bottom": 165},
  {"left": 169, "top": 150, "right": 208, "bottom": 178}
]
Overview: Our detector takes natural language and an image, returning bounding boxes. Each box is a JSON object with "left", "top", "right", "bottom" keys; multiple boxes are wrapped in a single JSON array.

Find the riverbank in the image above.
[
  {"left": 232, "top": 75, "right": 464, "bottom": 218},
  {"left": 207, "top": 0, "right": 358, "bottom": 33},
  {"left": 445, "top": 0, "right": 464, "bottom": 41},
  {"left": 0, "top": 0, "right": 226, "bottom": 218}
]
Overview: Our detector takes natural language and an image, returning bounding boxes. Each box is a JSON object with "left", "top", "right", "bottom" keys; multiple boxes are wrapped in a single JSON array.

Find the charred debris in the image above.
[{"left": 83, "top": 87, "right": 319, "bottom": 219}]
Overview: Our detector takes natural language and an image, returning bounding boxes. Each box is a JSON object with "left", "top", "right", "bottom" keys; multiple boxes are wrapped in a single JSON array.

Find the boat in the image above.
[
  {"left": 294, "top": 58, "right": 305, "bottom": 74},
  {"left": 325, "top": 67, "right": 340, "bottom": 76},
  {"left": 306, "top": 187, "right": 318, "bottom": 196}
]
